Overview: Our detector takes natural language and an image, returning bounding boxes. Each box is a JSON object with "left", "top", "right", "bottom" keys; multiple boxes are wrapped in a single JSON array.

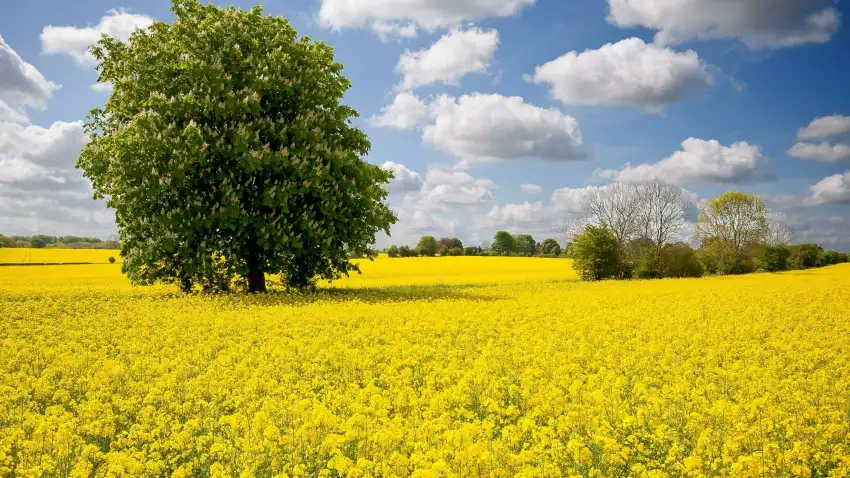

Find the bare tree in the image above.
[
  {"left": 635, "top": 181, "right": 691, "bottom": 247},
  {"left": 580, "top": 183, "right": 642, "bottom": 243},
  {"left": 765, "top": 214, "right": 794, "bottom": 246}
]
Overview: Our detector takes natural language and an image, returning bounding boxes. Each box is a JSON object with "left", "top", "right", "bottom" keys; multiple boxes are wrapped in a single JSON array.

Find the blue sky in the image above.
[{"left": 1, "top": 0, "right": 849, "bottom": 249}]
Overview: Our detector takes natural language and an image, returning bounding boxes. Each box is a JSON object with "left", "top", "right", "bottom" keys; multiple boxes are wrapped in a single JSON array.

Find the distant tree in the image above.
[
  {"left": 819, "top": 249, "right": 841, "bottom": 266},
  {"left": 447, "top": 247, "right": 463, "bottom": 256},
  {"left": 540, "top": 238, "right": 561, "bottom": 256},
  {"left": 752, "top": 245, "right": 790, "bottom": 272},
  {"left": 416, "top": 236, "right": 437, "bottom": 256},
  {"left": 0, "top": 234, "right": 16, "bottom": 248},
  {"left": 635, "top": 181, "right": 691, "bottom": 248},
  {"left": 450, "top": 237, "right": 463, "bottom": 249},
  {"left": 438, "top": 245, "right": 449, "bottom": 256},
  {"left": 625, "top": 237, "right": 660, "bottom": 279},
  {"left": 398, "top": 245, "right": 415, "bottom": 257},
  {"left": 514, "top": 234, "right": 536, "bottom": 256},
  {"left": 695, "top": 192, "right": 767, "bottom": 275},
  {"left": 387, "top": 245, "right": 399, "bottom": 258},
  {"left": 31, "top": 238, "right": 47, "bottom": 249},
  {"left": 492, "top": 231, "right": 515, "bottom": 256},
  {"left": 437, "top": 237, "right": 454, "bottom": 251},
  {"left": 571, "top": 226, "right": 623, "bottom": 281},
  {"left": 660, "top": 242, "right": 704, "bottom": 278},
  {"left": 464, "top": 246, "right": 480, "bottom": 256},
  {"left": 789, "top": 243, "right": 821, "bottom": 269},
  {"left": 32, "top": 234, "right": 57, "bottom": 245},
  {"left": 765, "top": 216, "right": 794, "bottom": 247},
  {"left": 77, "top": 0, "right": 396, "bottom": 292}
]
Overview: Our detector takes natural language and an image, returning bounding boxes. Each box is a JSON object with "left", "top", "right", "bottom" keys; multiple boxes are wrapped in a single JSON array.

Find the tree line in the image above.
[
  {"left": 563, "top": 182, "right": 848, "bottom": 281},
  {"left": 384, "top": 234, "right": 564, "bottom": 258},
  {"left": 0, "top": 234, "right": 121, "bottom": 250}
]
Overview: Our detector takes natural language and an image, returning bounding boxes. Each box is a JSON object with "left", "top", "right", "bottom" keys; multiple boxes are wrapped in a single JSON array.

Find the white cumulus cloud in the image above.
[
  {"left": 797, "top": 115, "right": 850, "bottom": 140},
  {"left": 318, "top": 0, "right": 535, "bottom": 36},
  {"left": 0, "top": 35, "right": 58, "bottom": 123},
  {"left": 805, "top": 170, "right": 850, "bottom": 206},
  {"left": 520, "top": 183, "right": 542, "bottom": 195},
  {"left": 607, "top": 0, "right": 840, "bottom": 48},
  {"left": 397, "top": 26, "right": 499, "bottom": 91},
  {"left": 371, "top": 92, "right": 430, "bottom": 130},
  {"left": 788, "top": 142, "right": 850, "bottom": 163},
  {"left": 528, "top": 37, "right": 711, "bottom": 111},
  {"left": 595, "top": 138, "right": 770, "bottom": 185},
  {"left": 382, "top": 161, "right": 424, "bottom": 193},
  {"left": 424, "top": 93, "right": 585, "bottom": 163},
  {"left": 41, "top": 9, "right": 154, "bottom": 66}
]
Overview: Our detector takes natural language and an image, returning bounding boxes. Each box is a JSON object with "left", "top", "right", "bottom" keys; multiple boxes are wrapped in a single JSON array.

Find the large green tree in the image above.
[
  {"left": 492, "top": 231, "right": 515, "bottom": 255},
  {"left": 416, "top": 236, "right": 437, "bottom": 256},
  {"left": 78, "top": 1, "right": 396, "bottom": 292}
]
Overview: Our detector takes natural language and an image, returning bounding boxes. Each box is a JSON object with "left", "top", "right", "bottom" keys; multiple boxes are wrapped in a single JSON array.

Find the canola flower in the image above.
[
  {"left": 0, "top": 248, "right": 120, "bottom": 264},
  {"left": 1, "top": 255, "right": 849, "bottom": 477}
]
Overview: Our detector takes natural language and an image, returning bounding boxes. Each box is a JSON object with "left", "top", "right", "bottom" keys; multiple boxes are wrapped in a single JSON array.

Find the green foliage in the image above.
[
  {"left": 416, "top": 236, "right": 437, "bottom": 257},
  {"left": 464, "top": 246, "right": 481, "bottom": 256},
  {"left": 0, "top": 235, "right": 16, "bottom": 248},
  {"left": 540, "top": 238, "right": 561, "bottom": 256},
  {"left": 698, "top": 239, "right": 753, "bottom": 275},
  {"left": 398, "top": 245, "right": 416, "bottom": 257},
  {"left": 660, "top": 243, "right": 704, "bottom": 278},
  {"left": 752, "top": 245, "right": 790, "bottom": 272},
  {"left": 696, "top": 191, "right": 768, "bottom": 254},
  {"left": 450, "top": 238, "right": 463, "bottom": 249},
  {"left": 447, "top": 247, "right": 463, "bottom": 256},
  {"left": 562, "top": 242, "right": 575, "bottom": 258},
  {"left": 31, "top": 239, "right": 47, "bottom": 249},
  {"left": 78, "top": 0, "right": 396, "bottom": 293},
  {"left": 492, "top": 231, "right": 515, "bottom": 256},
  {"left": 438, "top": 245, "right": 449, "bottom": 256},
  {"left": 109, "top": 256, "right": 117, "bottom": 264},
  {"left": 571, "top": 226, "right": 624, "bottom": 281},
  {"left": 789, "top": 243, "right": 821, "bottom": 269},
  {"left": 513, "top": 234, "right": 536, "bottom": 256},
  {"left": 387, "top": 245, "right": 399, "bottom": 258}
]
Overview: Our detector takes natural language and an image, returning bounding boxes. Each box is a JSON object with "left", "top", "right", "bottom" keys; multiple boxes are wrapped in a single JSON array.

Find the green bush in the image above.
[
  {"left": 752, "top": 245, "right": 790, "bottom": 272},
  {"left": 788, "top": 243, "right": 821, "bottom": 269},
  {"left": 448, "top": 247, "right": 463, "bottom": 256},
  {"left": 540, "top": 238, "right": 561, "bottom": 256},
  {"left": 398, "top": 246, "right": 416, "bottom": 257},
  {"left": 438, "top": 245, "right": 449, "bottom": 256},
  {"left": 387, "top": 245, "right": 399, "bottom": 258},
  {"left": 660, "top": 243, "right": 704, "bottom": 278},
  {"left": 416, "top": 236, "right": 437, "bottom": 257},
  {"left": 571, "top": 226, "right": 624, "bottom": 281},
  {"left": 108, "top": 256, "right": 117, "bottom": 264}
]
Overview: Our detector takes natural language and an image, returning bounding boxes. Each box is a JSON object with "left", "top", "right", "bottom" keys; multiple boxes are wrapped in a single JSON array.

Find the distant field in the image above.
[
  {"left": 2, "top": 257, "right": 849, "bottom": 476},
  {"left": 0, "top": 248, "right": 121, "bottom": 264}
]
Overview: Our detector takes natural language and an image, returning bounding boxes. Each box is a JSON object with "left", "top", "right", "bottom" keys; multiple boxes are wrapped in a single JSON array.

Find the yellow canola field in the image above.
[
  {"left": 1, "top": 257, "right": 850, "bottom": 477},
  {"left": 0, "top": 248, "right": 120, "bottom": 264}
]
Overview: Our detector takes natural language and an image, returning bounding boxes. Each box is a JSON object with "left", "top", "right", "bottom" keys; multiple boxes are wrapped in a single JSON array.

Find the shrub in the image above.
[
  {"left": 108, "top": 256, "right": 117, "bottom": 264},
  {"left": 448, "top": 247, "right": 463, "bottom": 256},
  {"left": 571, "top": 226, "right": 624, "bottom": 281},
  {"left": 398, "top": 246, "right": 416, "bottom": 257},
  {"left": 789, "top": 243, "right": 821, "bottom": 269},
  {"left": 464, "top": 246, "right": 480, "bottom": 256},
  {"left": 438, "top": 245, "right": 449, "bottom": 256},
  {"left": 660, "top": 243, "right": 704, "bottom": 278},
  {"left": 492, "top": 231, "right": 515, "bottom": 256},
  {"left": 31, "top": 238, "right": 47, "bottom": 249},
  {"left": 752, "top": 245, "right": 790, "bottom": 272},
  {"left": 540, "top": 238, "right": 561, "bottom": 256},
  {"left": 416, "top": 236, "right": 437, "bottom": 257},
  {"left": 698, "top": 239, "right": 753, "bottom": 275},
  {"left": 387, "top": 245, "right": 399, "bottom": 258}
]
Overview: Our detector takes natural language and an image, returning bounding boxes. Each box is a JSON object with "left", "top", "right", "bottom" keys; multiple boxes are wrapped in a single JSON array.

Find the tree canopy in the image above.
[{"left": 78, "top": 0, "right": 396, "bottom": 292}]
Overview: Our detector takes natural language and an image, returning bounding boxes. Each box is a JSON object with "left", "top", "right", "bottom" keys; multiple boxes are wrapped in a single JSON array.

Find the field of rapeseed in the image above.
[
  {"left": 1, "top": 255, "right": 849, "bottom": 477},
  {"left": 0, "top": 248, "right": 120, "bottom": 264}
]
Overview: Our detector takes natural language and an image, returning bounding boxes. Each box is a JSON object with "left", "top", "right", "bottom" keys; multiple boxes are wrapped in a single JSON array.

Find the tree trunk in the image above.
[{"left": 247, "top": 269, "right": 266, "bottom": 293}]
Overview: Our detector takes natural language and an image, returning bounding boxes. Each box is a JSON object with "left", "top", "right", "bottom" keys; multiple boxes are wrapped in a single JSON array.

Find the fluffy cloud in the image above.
[
  {"left": 371, "top": 92, "right": 430, "bottom": 130},
  {"left": 0, "top": 35, "right": 58, "bottom": 123},
  {"left": 397, "top": 26, "right": 499, "bottom": 91},
  {"left": 318, "top": 0, "right": 535, "bottom": 36},
  {"left": 424, "top": 93, "right": 585, "bottom": 163},
  {"left": 419, "top": 169, "right": 496, "bottom": 207},
  {"left": 607, "top": 0, "right": 839, "bottom": 48},
  {"left": 0, "top": 121, "right": 115, "bottom": 236},
  {"left": 528, "top": 37, "right": 711, "bottom": 111},
  {"left": 788, "top": 142, "right": 850, "bottom": 163},
  {"left": 381, "top": 161, "right": 424, "bottom": 193},
  {"left": 484, "top": 201, "right": 547, "bottom": 226},
  {"left": 805, "top": 170, "right": 850, "bottom": 206},
  {"left": 41, "top": 10, "right": 154, "bottom": 66},
  {"left": 797, "top": 115, "right": 850, "bottom": 140},
  {"left": 596, "top": 138, "right": 770, "bottom": 185},
  {"left": 520, "top": 183, "right": 542, "bottom": 195},
  {"left": 371, "top": 22, "right": 418, "bottom": 41}
]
